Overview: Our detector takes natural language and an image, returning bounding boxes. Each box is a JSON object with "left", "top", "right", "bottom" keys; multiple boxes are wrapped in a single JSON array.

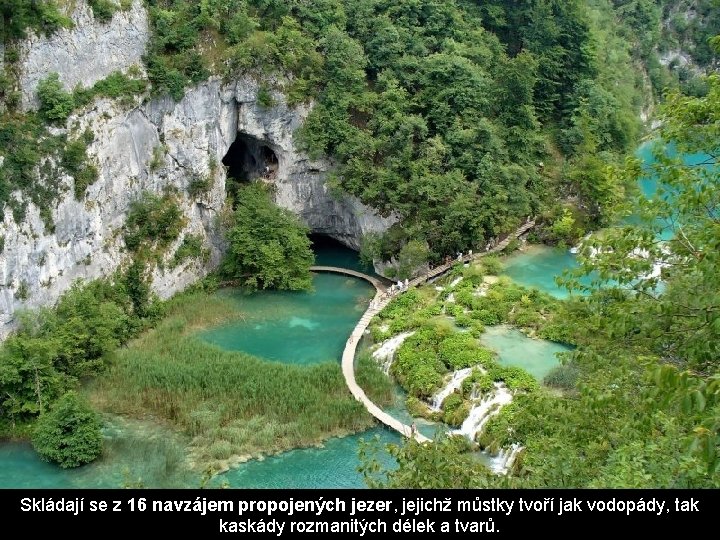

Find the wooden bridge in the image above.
[{"left": 310, "top": 219, "right": 535, "bottom": 443}]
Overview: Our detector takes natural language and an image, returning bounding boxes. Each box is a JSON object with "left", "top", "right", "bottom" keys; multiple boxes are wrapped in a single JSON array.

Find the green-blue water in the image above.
[
  {"left": 0, "top": 242, "right": 395, "bottom": 488},
  {"left": 502, "top": 246, "right": 582, "bottom": 298},
  {"left": 503, "top": 142, "right": 712, "bottom": 298},
  {"left": 222, "top": 428, "right": 399, "bottom": 488},
  {"left": 0, "top": 419, "right": 197, "bottom": 488},
  {"left": 199, "top": 273, "right": 373, "bottom": 365},
  {"left": 480, "top": 325, "right": 571, "bottom": 380}
]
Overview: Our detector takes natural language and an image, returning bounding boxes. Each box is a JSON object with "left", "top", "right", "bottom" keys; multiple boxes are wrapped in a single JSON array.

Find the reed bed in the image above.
[{"left": 91, "top": 291, "right": 393, "bottom": 471}]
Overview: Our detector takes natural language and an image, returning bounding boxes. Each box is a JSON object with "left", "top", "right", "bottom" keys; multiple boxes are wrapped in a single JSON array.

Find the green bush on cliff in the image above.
[{"left": 37, "top": 73, "right": 75, "bottom": 124}]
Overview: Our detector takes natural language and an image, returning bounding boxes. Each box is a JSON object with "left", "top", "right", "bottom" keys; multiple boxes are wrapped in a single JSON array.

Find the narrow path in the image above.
[
  {"left": 310, "top": 220, "right": 535, "bottom": 444},
  {"left": 311, "top": 265, "right": 428, "bottom": 442}
]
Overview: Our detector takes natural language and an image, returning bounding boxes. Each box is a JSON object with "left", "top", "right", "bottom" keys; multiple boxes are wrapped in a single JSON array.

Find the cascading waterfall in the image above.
[
  {"left": 372, "top": 332, "right": 415, "bottom": 374},
  {"left": 453, "top": 382, "right": 522, "bottom": 476},
  {"left": 430, "top": 368, "right": 474, "bottom": 410},
  {"left": 453, "top": 383, "right": 512, "bottom": 440},
  {"left": 486, "top": 443, "right": 523, "bottom": 475}
]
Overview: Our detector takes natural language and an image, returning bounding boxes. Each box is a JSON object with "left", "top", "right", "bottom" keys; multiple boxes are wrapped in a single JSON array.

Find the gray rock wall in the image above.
[{"left": 18, "top": 0, "right": 149, "bottom": 111}]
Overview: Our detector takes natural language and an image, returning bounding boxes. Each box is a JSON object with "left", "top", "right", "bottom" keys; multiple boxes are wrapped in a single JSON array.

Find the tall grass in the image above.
[
  {"left": 90, "top": 291, "right": 391, "bottom": 471},
  {"left": 355, "top": 351, "right": 395, "bottom": 405}
]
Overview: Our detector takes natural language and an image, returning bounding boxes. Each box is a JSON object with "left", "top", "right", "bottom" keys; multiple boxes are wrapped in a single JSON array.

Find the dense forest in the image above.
[
  {"left": 3, "top": 0, "right": 715, "bottom": 256},
  {"left": 0, "top": 1, "right": 718, "bottom": 484}
]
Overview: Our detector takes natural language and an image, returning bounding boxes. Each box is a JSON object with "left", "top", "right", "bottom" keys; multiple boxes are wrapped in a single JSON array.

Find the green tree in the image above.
[
  {"left": 221, "top": 183, "right": 313, "bottom": 290},
  {"left": 569, "top": 75, "right": 720, "bottom": 372},
  {"left": 32, "top": 391, "right": 103, "bottom": 468},
  {"left": 396, "top": 240, "right": 429, "bottom": 279}
]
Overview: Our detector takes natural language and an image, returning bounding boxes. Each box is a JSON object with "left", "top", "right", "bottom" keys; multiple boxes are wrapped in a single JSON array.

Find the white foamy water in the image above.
[
  {"left": 372, "top": 332, "right": 414, "bottom": 374},
  {"left": 430, "top": 368, "right": 474, "bottom": 410},
  {"left": 485, "top": 443, "right": 522, "bottom": 475},
  {"left": 453, "top": 383, "right": 512, "bottom": 440},
  {"left": 450, "top": 277, "right": 464, "bottom": 288}
]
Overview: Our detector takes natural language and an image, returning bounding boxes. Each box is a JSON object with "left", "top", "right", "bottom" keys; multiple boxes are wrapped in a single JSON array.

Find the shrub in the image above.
[
  {"left": 441, "top": 393, "right": 470, "bottom": 427},
  {"left": 37, "top": 73, "right": 75, "bottom": 124},
  {"left": 123, "top": 192, "right": 185, "bottom": 254},
  {"left": 475, "top": 309, "right": 502, "bottom": 325},
  {"left": 16, "top": 280, "right": 29, "bottom": 300},
  {"left": 503, "top": 238, "right": 521, "bottom": 253},
  {"left": 62, "top": 136, "right": 99, "bottom": 199},
  {"left": 73, "top": 71, "right": 148, "bottom": 108},
  {"left": 188, "top": 176, "right": 212, "bottom": 198},
  {"left": 88, "top": 0, "right": 118, "bottom": 22},
  {"left": 543, "top": 364, "right": 580, "bottom": 390},
  {"left": 32, "top": 392, "right": 103, "bottom": 468},
  {"left": 469, "top": 322, "right": 485, "bottom": 337},
  {"left": 378, "top": 289, "right": 422, "bottom": 320},
  {"left": 489, "top": 366, "right": 538, "bottom": 392},
  {"left": 481, "top": 256, "right": 504, "bottom": 275},
  {"left": 257, "top": 85, "right": 276, "bottom": 108},
  {"left": 462, "top": 369, "right": 495, "bottom": 397},
  {"left": 405, "top": 396, "right": 439, "bottom": 421},
  {"left": 170, "top": 234, "right": 207, "bottom": 269},
  {"left": 462, "top": 264, "right": 485, "bottom": 286}
]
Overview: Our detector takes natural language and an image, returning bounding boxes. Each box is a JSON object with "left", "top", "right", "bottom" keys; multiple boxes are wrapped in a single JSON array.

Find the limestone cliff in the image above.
[
  {"left": 18, "top": 1, "right": 150, "bottom": 111},
  {"left": 0, "top": 1, "right": 393, "bottom": 337}
]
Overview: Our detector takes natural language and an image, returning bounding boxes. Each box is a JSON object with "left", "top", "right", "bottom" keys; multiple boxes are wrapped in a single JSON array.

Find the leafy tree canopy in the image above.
[
  {"left": 220, "top": 183, "right": 314, "bottom": 291},
  {"left": 32, "top": 391, "right": 103, "bottom": 468}
]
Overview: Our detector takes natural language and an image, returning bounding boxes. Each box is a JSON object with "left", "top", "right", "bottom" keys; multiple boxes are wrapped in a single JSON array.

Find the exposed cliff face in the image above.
[
  {"left": 0, "top": 2, "right": 393, "bottom": 338},
  {"left": 18, "top": 0, "right": 150, "bottom": 111}
]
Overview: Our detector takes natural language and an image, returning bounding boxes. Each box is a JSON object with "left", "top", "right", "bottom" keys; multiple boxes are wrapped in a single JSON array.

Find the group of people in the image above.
[
  {"left": 386, "top": 278, "right": 409, "bottom": 298},
  {"left": 440, "top": 249, "right": 476, "bottom": 267}
]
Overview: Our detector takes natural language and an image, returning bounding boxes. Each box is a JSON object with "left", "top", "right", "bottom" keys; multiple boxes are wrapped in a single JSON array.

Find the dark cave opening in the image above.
[
  {"left": 222, "top": 133, "right": 279, "bottom": 184},
  {"left": 309, "top": 234, "right": 372, "bottom": 273}
]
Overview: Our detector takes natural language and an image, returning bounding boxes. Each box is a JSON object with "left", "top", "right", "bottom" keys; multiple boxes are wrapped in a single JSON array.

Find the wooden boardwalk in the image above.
[{"left": 310, "top": 220, "right": 535, "bottom": 443}]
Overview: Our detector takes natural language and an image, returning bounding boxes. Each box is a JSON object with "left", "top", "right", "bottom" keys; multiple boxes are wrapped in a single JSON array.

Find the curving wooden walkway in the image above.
[
  {"left": 310, "top": 220, "right": 535, "bottom": 443},
  {"left": 311, "top": 265, "right": 428, "bottom": 442}
]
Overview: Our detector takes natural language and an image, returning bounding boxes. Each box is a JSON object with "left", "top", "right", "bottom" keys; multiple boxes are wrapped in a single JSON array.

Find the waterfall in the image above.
[
  {"left": 430, "top": 368, "right": 474, "bottom": 410},
  {"left": 452, "top": 383, "right": 512, "bottom": 440},
  {"left": 486, "top": 443, "right": 522, "bottom": 475},
  {"left": 450, "top": 277, "right": 463, "bottom": 288},
  {"left": 372, "top": 332, "right": 415, "bottom": 374}
]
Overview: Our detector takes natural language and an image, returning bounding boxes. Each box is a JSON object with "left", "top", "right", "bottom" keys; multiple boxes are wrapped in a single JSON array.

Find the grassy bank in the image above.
[{"left": 90, "top": 290, "right": 393, "bottom": 472}]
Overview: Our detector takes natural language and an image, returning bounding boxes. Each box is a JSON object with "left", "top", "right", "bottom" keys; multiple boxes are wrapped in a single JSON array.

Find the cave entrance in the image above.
[
  {"left": 309, "top": 234, "right": 371, "bottom": 273},
  {"left": 222, "top": 133, "right": 279, "bottom": 200}
]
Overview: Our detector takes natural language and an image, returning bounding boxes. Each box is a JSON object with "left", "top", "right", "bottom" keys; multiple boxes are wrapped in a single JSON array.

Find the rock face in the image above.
[
  {"left": 18, "top": 0, "right": 150, "bottom": 111},
  {"left": 0, "top": 3, "right": 393, "bottom": 338},
  {"left": 235, "top": 80, "right": 395, "bottom": 251}
]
